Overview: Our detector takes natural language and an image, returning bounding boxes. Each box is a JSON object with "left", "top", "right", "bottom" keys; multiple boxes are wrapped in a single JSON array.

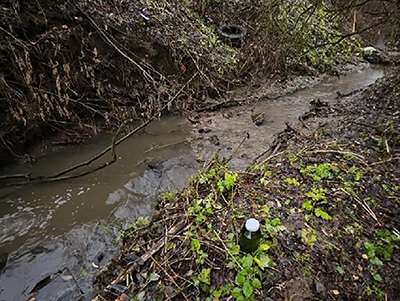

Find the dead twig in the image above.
[
  {"left": 227, "top": 132, "right": 249, "bottom": 163},
  {"left": 6, "top": 122, "right": 124, "bottom": 185},
  {"left": 76, "top": 4, "right": 156, "bottom": 84},
  {"left": 339, "top": 188, "right": 379, "bottom": 224},
  {"left": 0, "top": 173, "right": 32, "bottom": 180},
  {"left": 305, "top": 149, "right": 369, "bottom": 166},
  {"left": 259, "top": 143, "right": 283, "bottom": 165},
  {"left": 108, "top": 220, "right": 187, "bottom": 287},
  {"left": 370, "top": 156, "right": 400, "bottom": 166}
]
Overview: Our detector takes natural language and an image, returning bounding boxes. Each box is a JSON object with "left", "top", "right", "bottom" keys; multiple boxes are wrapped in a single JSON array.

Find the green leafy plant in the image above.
[
  {"left": 265, "top": 218, "right": 286, "bottom": 235},
  {"left": 364, "top": 242, "right": 383, "bottom": 266},
  {"left": 161, "top": 191, "right": 177, "bottom": 202},
  {"left": 300, "top": 163, "right": 339, "bottom": 182},
  {"left": 347, "top": 166, "right": 365, "bottom": 182},
  {"left": 217, "top": 172, "right": 238, "bottom": 193},
  {"left": 314, "top": 208, "right": 332, "bottom": 220},
  {"left": 336, "top": 265, "right": 345, "bottom": 275},
  {"left": 305, "top": 188, "right": 328, "bottom": 202},
  {"left": 230, "top": 253, "right": 267, "bottom": 300},
  {"left": 194, "top": 268, "right": 211, "bottom": 292},
  {"left": 191, "top": 239, "right": 208, "bottom": 264},
  {"left": 285, "top": 177, "right": 300, "bottom": 186},
  {"left": 259, "top": 170, "right": 272, "bottom": 186},
  {"left": 302, "top": 188, "right": 332, "bottom": 220},
  {"left": 301, "top": 227, "right": 317, "bottom": 247},
  {"left": 212, "top": 283, "right": 232, "bottom": 299},
  {"left": 302, "top": 200, "right": 313, "bottom": 211}
]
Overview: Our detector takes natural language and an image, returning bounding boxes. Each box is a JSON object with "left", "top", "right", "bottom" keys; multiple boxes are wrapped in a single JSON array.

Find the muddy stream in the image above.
[{"left": 0, "top": 65, "right": 388, "bottom": 300}]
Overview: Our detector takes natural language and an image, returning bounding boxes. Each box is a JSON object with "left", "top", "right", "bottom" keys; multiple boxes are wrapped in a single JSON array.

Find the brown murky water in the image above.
[
  {"left": 0, "top": 65, "right": 390, "bottom": 300},
  {"left": 193, "top": 65, "right": 390, "bottom": 169},
  {"left": 0, "top": 116, "right": 197, "bottom": 300}
]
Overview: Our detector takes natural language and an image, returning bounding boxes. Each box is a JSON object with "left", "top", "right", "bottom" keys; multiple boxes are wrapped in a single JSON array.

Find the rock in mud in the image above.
[
  {"left": 362, "top": 47, "right": 392, "bottom": 65},
  {"left": 210, "top": 135, "right": 220, "bottom": 146},
  {"left": 198, "top": 127, "right": 211, "bottom": 133},
  {"left": 315, "top": 281, "right": 326, "bottom": 294},
  {"left": 251, "top": 112, "right": 265, "bottom": 126}
]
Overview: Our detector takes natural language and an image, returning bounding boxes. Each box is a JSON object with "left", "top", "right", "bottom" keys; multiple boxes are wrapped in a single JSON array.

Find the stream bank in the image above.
[
  {"left": 0, "top": 64, "right": 391, "bottom": 301},
  {"left": 93, "top": 68, "right": 399, "bottom": 300}
]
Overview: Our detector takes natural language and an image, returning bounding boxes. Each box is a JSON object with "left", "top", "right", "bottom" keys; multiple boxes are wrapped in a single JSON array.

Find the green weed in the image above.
[
  {"left": 300, "top": 163, "right": 339, "bottom": 182},
  {"left": 301, "top": 228, "right": 317, "bottom": 247}
]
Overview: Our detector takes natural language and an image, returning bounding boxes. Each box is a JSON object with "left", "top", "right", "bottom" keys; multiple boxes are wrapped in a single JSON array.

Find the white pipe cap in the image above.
[{"left": 245, "top": 218, "right": 260, "bottom": 232}]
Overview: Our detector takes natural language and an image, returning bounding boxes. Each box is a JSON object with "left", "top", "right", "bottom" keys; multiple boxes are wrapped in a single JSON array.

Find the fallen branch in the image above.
[
  {"left": 6, "top": 123, "right": 124, "bottom": 186},
  {"left": 305, "top": 149, "right": 369, "bottom": 166},
  {"left": 0, "top": 173, "right": 32, "bottom": 181},
  {"left": 52, "top": 121, "right": 146, "bottom": 178},
  {"left": 370, "top": 156, "right": 400, "bottom": 166},
  {"left": 339, "top": 188, "right": 379, "bottom": 224}
]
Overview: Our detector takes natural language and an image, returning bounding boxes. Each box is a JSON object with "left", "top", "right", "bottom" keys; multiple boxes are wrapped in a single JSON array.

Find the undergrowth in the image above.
[
  {"left": 94, "top": 144, "right": 399, "bottom": 300},
  {"left": 0, "top": 0, "right": 364, "bottom": 166}
]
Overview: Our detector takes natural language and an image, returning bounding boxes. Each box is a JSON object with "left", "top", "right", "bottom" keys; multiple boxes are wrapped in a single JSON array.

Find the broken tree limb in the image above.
[
  {"left": 6, "top": 123, "right": 124, "bottom": 186},
  {"left": 0, "top": 173, "right": 32, "bottom": 181},
  {"left": 52, "top": 120, "right": 146, "bottom": 178}
]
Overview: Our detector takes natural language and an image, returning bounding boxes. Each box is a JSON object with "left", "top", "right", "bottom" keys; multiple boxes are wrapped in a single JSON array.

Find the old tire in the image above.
[{"left": 217, "top": 24, "right": 246, "bottom": 47}]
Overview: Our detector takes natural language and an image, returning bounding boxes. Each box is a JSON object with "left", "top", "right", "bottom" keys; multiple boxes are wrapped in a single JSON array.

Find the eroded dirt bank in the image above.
[{"left": 94, "top": 69, "right": 399, "bottom": 300}]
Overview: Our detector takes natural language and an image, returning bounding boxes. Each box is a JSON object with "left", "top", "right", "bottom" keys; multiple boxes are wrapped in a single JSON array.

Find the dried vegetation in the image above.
[{"left": 0, "top": 0, "right": 381, "bottom": 166}]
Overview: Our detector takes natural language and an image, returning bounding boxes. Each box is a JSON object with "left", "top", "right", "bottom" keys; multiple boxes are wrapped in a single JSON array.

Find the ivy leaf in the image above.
[
  {"left": 224, "top": 172, "right": 237, "bottom": 190},
  {"left": 364, "top": 242, "right": 376, "bottom": 255},
  {"left": 373, "top": 273, "right": 383, "bottom": 282},
  {"left": 302, "top": 200, "right": 313, "bottom": 211},
  {"left": 251, "top": 278, "right": 262, "bottom": 289},
  {"left": 191, "top": 239, "right": 200, "bottom": 252},
  {"left": 240, "top": 255, "right": 253, "bottom": 269},
  {"left": 369, "top": 256, "right": 383, "bottom": 266},
  {"left": 383, "top": 244, "right": 394, "bottom": 260},
  {"left": 260, "top": 254, "right": 274, "bottom": 267},
  {"left": 227, "top": 261, "right": 236, "bottom": 269},
  {"left": 314, "top": 208, "right": 332, "bottom": 220},
  {"left": 243, "top": 281, "right": 253, "bottom": 298},
  {"left": 335, "top": 266, "right": 345, "bottom": 275},
  {"left": 236, "top": 272, "right": 246, "bottom": 285},
  {"left": 231, "top": 287, "right": 242, "bottom": 298},
  {"left": 258, "top": 243, "right": 270, "bottom": 252},
  {"left": 198, "top": 268, "right": 211, "bottom": 285},
  {"left": 227, "top": 233, "right": 235, "bottom": 241},
  {"left": 230, "top": 245, "right": 240, "bottom": 255},
  {"left": 213, "top": 289, "right": 222, "bottom": 298}
]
